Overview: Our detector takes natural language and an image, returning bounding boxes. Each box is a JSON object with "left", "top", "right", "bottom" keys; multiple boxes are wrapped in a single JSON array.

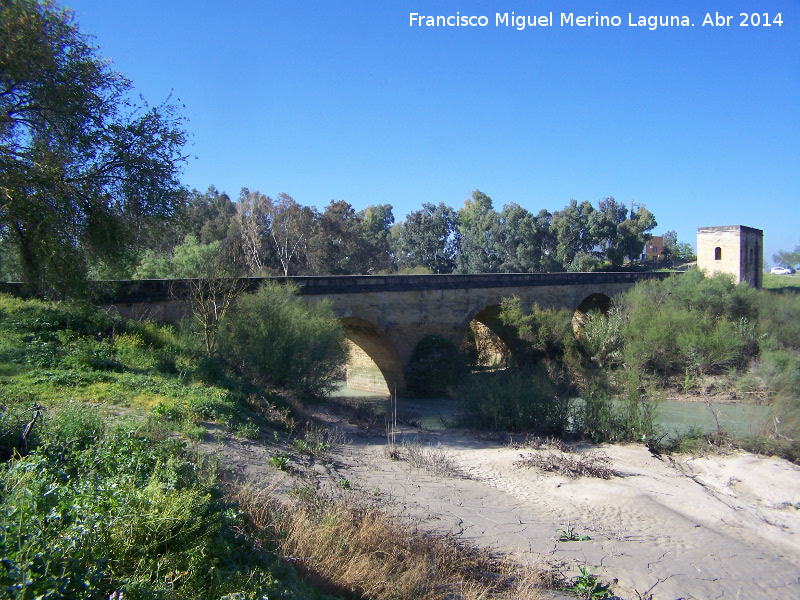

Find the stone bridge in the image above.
[{"left": 80, "top": 272, "right": 671, "bottom": 394}]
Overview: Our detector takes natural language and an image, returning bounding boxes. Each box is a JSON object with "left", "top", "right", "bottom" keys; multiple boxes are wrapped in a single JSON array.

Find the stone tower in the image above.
[{"left": 697, "top": 225, "right": 763, "bottom": 289}]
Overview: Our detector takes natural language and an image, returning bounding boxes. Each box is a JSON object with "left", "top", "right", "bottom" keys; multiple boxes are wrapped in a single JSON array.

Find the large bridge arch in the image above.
[{"left": 339, "top": 317, "right": 402, "bottom": 394}]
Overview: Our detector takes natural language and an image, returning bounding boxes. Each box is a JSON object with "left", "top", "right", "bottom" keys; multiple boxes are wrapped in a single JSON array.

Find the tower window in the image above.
[{"left": 714, "top": 247, "right": 722, "bottom": 260}]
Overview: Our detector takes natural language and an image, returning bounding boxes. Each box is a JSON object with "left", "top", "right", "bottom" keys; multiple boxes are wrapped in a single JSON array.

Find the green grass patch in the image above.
[{"left": 762, "top": 273, "right": 800, "bottom": 290}]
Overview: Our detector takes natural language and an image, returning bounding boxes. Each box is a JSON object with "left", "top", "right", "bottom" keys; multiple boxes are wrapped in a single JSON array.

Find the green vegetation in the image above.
[
  {"left": 0, "top": 293, "right": 551, "bottom": 600},
  {"left": 0, "top": 291, "right": 351, "bottom": 599},
  {"left": 455, "top": 269, "right": 800, "bottom": 458},
  {"left": 0, "top": 0, "right": 187, "bottom": 293},
  {"left": 0, "top": 410, "right": 315, "bottom": 599},
  {"left": 564, "top": 566, "right": 613, "bottom": 599},
  {"left": 762, "top": 272, "right": 800, "bottom": 290},
  {"left": 217, "top": 283, "right": 347, "bottom": 397},
  {"left": 458, "top": 366, "right": 572, "bottom": 435}
]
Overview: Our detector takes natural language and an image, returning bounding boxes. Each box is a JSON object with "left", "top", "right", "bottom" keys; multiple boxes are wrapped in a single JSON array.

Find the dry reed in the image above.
[{"left": 227, "top": 484, "right": 547, "bottom": 600}]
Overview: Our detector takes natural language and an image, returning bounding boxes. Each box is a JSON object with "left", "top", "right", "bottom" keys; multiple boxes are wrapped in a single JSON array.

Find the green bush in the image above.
[
  {"left": 0, "top": 420, "right": 299, "bottom": 599},
  {"left": 580, "top": 305, "right": 624, "bottom": 368},
  {"left": 758, "top": 349, "right": 800, "bottom": 440},
  {"left": 756, "top": 291, "right": 800, "bottom": 351},
  {"left": 608, "top": 271, "right": 759, "bottom": 378},
  {"left": 218, "top": 283, "right": 346, "bottom": 397},
  {"left": 456, "top": 365, "right": 572, "bottom": 434},
  {"left": 573, "top": 387, "right": 660, "bottom": 443},
  {"left": 498, "top": 297, "right": 573, "bottom": 363}
]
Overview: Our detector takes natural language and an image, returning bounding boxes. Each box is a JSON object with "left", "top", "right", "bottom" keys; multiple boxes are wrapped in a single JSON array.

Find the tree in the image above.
[
  {"left": 234, "top": 189, "right": 274, "bottom": 274},
  {"left": 312, "top": 200, "right": 364, "bottom": 274},
  {"left": 180, "top": 186, "right": 236, "bottom": 245},
  {"left": 392, "top": 202, "right": 459, "bottom": 274},
  {"left": 456, "top": 190, "right": 501, "bottom": 274},
  {"left": 774, "top": 244, "right": 800, "bottom": 269},
  {"left": 357, "top": 204, "right": 395, "bottom": 273},
  {"left": 662, "top": 230, "right": 679, "bottom": 259},
  {"left": 268, "top": 193, "right": 316, "bottom": 276},
  {"left": 551, "top": 200, "right": 596, "bottom": 269},
  {"left": 617, "top": 206, "right": 657, "bottom": 265},
  {"left": 0, "top": 0, "right": 188, "bottom": 293},
  {"left": 589, "top": 198, "right": 629, "bottom": 267}
]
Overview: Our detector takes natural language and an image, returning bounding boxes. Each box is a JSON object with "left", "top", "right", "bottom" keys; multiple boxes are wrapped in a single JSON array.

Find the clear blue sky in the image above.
[{"left": 65, "top": 0, "right": 799, "bottom": 262}]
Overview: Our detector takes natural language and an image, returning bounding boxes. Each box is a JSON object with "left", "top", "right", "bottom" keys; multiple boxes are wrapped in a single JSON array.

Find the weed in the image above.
[
  {"left": 180, "top": 419, "right": 207, "bottom": 442},
  {"left": 235, "top": 419, "right": 260, "bottom": 440},
  {"left": 269, "top": 488, "right": 548, "bottom": 600},
  {"left": 337, "top": 478, "right": 351, "bottom": 490},
  {"left": 270, "top": 454, "right": 289, "bottom": 471},
  {"left": 564, "top": 565, "right": 613, "bottom": 599},
  {"left": 557, "top": 525, "right": 591, "bottom": 542}
]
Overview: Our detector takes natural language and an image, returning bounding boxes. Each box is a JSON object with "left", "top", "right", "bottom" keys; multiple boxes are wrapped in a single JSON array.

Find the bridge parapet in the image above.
[{"left": 0, "top": 271, "right": 674, "bottom": 304}]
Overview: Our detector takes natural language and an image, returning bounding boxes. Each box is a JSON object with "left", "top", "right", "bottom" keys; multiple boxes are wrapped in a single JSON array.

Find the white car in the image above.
[{"left": 771, "top": 266, "right": 795, "bottom": 275}]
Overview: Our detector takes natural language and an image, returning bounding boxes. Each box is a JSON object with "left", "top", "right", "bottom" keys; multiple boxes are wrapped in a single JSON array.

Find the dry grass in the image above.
[
  {"left": 402, "top": 440, "right": 462, "bottom": 477},
  {"left": 506, "top": 435, "right": 571, "bottom": 452},
  {"left": 515, "top": 450, "right": 615, "bottom": 479},
  {"left": 229, "top": 484, "right": 547, "bottom": 600}
]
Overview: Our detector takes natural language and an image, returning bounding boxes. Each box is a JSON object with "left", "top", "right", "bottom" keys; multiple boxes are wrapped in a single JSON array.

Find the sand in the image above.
[{"left": 210, "top": 408, "right": 800, "bottom": 600}]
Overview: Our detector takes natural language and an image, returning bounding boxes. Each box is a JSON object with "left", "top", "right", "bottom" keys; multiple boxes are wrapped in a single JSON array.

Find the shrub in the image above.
[
  {"left": 580, "top": 305, "right": 624, "bottom": 368},
  {"left": 498, "top": 297, "right": 573, "bottom": 363},
  {"left": 616, "top": 271, "right": 759, "bottom": 378},
  {"left": 218, "top": 283, "right": 346, "bottom": 397},
  {"left": 758, "top": 349, "right": 800, "bottom": 440},
  {"left": 573, "top": 387, "right": 660, "bottom": 443},
  {"left": 456, "top": 365, "right": 572, "bottom": 434},
  {"left": 756, "top": 290, "right": 800, "bottom": 351}
]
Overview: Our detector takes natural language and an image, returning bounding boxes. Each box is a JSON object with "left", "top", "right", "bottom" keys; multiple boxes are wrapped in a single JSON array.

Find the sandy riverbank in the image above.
[{"left": 211, "top": 404, "right": 800, "bottom": 600}]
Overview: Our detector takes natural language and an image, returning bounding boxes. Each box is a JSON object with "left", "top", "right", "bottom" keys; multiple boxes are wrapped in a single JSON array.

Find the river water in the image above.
[{"left": 330, "top": 385, "right": 771, "bottom": 437}]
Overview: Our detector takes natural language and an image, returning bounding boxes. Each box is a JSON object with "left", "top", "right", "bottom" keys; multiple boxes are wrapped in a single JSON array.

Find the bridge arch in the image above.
[
  {"left": 339, "top": 317, "right": 402, "bottom": 395},
  {"left": 572, "top": 292, "right": 612, "bottom": 330},
  {"left": 459, "top": 301, "right": 517, "bottom": 367}
]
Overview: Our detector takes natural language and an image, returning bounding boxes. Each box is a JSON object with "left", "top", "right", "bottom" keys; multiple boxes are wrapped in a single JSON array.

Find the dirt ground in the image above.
[{"left": 206, "top": 403, "right": 800, "bottom": 600}]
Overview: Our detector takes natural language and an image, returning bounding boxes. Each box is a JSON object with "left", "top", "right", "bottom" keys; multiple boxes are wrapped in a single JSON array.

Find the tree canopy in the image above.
[{"left": 0, "top": 0, "right": 188, "bottom": 293}]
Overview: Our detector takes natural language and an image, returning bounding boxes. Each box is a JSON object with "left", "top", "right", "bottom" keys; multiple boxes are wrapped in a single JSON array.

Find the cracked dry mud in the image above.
[{"left": 206, "top": 408, "right": 800, "bottom": 600}]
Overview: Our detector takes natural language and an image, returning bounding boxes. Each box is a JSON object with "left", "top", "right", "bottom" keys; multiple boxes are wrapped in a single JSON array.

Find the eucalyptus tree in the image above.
[
  {"left": 358, "top": 204, "right": 395, "bottom": 273},
  {"left": 550, "top": 200, "right": 597, "bottom": 269},
  {"left": 0, "top": 0, "right": 188, "bottom": 293},
  {"left": 456, "top": 190, "right": 502, "bottom": 274},
  {"left": 589, "top": 197, "right": 629, "bottom": 267},
  {"left": 495, "top": 204, "right": 557, "bottom": 273},
  {"left": 392, "top": 202, "right": 459, "bottom": 273},
  {"left": 312, "top": 200, "right": 365, "bottom": 274}
]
